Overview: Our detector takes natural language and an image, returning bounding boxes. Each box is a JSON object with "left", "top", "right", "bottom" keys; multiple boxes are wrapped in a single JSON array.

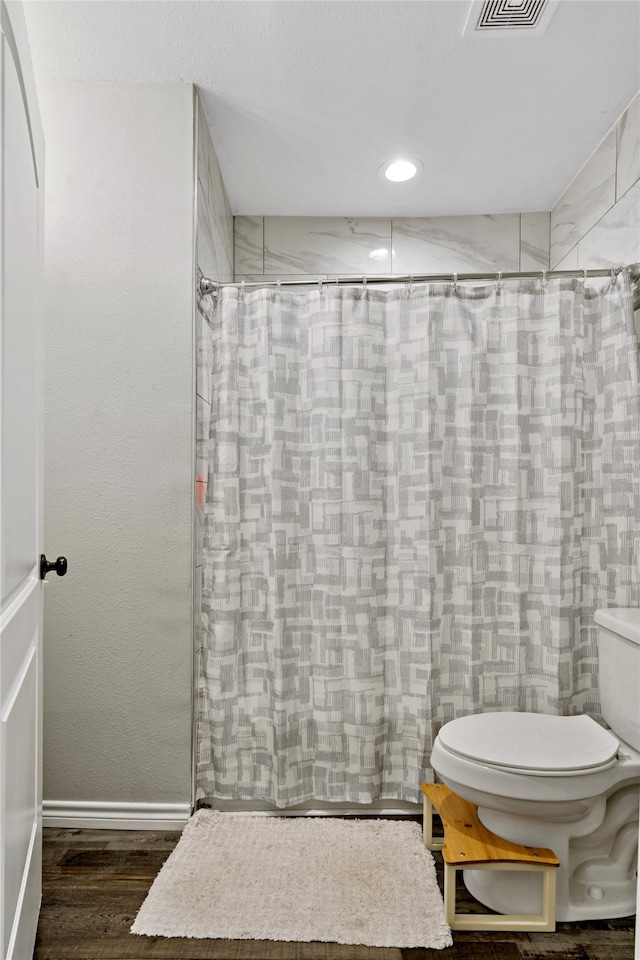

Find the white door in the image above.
[{"left": 0, "top": 2, "right": 46, "bottom": 957}]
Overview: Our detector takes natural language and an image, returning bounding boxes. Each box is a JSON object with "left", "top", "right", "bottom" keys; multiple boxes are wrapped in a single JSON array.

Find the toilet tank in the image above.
[{"left": 594, "top": 608, "right": 640, "bottom": 750}]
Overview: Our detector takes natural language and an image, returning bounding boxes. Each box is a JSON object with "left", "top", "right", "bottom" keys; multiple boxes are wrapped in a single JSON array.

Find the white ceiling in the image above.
[{"left": 23, "top": 0, "right": 640, "bottom": 217}]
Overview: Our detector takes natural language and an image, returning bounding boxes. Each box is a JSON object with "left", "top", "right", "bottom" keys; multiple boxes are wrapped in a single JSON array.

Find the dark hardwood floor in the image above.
[{"left": 34, "top": 826, "right": 635, "bottom": 960}]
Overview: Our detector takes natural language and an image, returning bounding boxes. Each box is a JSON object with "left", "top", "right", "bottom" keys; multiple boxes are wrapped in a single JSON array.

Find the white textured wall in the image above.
[{"left": 40, "top": 82, "right": 194, "bottom": 803}]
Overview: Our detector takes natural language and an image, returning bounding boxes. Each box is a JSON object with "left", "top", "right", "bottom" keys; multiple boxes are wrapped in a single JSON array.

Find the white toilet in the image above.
[{"left": 430, "top": 608, "right": 640, "bottom": 922}]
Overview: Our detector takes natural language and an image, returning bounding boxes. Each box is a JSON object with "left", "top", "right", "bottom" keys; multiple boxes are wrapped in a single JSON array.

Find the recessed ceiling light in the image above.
[{"left": 382, "top": 159, "right": 420, "bottom": 182}]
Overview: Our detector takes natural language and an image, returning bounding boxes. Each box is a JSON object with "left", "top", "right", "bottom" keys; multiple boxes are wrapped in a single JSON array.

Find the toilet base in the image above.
[
  {"left": 463, "top": 867, "right": 637, "bottom": 923},
  {"left": 468, "top": 782, "right": 639, "bottom": 922}
]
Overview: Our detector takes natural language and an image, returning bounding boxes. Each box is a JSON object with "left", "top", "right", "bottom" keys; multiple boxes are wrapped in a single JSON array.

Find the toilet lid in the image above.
[{"left": 438, "top": 713, "right": 619, "bottom": 773}]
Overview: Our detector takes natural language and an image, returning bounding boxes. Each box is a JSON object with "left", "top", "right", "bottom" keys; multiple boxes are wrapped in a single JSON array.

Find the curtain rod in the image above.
[{"left": 199, "top": 265, "right": 640, "bottom": 296}]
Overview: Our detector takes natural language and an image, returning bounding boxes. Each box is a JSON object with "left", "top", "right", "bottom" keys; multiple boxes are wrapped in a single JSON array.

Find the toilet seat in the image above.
[{"left": 437, "top": 712, "right": 619, "bottom": 777}]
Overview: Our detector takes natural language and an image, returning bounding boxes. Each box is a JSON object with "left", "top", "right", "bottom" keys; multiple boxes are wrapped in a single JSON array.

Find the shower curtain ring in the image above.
[{"left": 451, "top": 273, "right": 458, "bottom": 292}]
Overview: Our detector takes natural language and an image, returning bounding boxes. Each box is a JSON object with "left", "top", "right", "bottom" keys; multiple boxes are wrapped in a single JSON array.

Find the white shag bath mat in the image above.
[{"left": 131, "top": 810, "right": 453, "bottom": 949}]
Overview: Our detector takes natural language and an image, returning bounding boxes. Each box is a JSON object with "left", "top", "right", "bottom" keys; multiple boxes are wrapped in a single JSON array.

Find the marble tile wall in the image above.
[
  {"left": 195, "top": 92, "right": 233, "bottom": 584},
  {"left": 551, "top": 92, "right": 640, "bottom": 269},
  {"left": 235, "top": 212, "right": 550, "bottom": 282},
  {"left": 234, "top": 93, "right": 639, "bottom": 282},
  {"left": 196, "top": 96, "right": 233, "bottom": 285}
]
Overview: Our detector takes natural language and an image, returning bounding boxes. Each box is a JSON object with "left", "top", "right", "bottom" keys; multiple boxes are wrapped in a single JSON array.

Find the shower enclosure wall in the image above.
[
  {"left": 193, "top": 92, "right": 234, "bottom": 809},
  {"left": 193, "top": 90, "right": 640, "bottom": 813}
]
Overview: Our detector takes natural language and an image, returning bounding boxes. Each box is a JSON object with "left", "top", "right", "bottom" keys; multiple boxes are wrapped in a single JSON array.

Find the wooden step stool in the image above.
[{"left": 422, "top": 782, "right": 560, "bottom": 932}]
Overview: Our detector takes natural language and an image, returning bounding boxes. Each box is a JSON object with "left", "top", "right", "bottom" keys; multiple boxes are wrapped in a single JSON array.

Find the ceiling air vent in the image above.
[{"left": 463, "top": 0, "right": 559, "bottom": 37}]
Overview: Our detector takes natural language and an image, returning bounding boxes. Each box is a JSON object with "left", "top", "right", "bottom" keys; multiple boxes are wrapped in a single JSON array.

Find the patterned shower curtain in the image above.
[{"left": 197, "top": 268, "right": 640, "bottom": 807}]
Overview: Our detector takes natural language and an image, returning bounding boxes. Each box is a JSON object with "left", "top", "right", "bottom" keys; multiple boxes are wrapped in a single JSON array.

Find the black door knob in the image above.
[{"left": 40, "top": 554, "right": 68, "bottom": 580}]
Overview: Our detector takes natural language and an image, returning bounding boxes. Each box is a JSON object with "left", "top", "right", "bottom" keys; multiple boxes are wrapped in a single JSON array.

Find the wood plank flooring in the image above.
[{"left": 34, "top": 826, "right": 635, "bottom": 960}]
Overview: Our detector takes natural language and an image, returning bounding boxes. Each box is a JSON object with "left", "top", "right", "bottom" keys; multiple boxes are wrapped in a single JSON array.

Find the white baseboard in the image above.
[{"left": 43, "top": 800, "right": 191, "bottom": 831}]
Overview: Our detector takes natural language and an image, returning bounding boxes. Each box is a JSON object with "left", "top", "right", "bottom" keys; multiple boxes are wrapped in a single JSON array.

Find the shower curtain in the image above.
[{"left": 197, "top": 267, "right": 640, "bottom": 806}]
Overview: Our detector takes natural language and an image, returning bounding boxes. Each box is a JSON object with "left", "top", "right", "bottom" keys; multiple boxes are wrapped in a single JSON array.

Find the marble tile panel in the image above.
[
  {"left": 617, "top": 92, "right": 640, "bottom": 200},
  {"left": 197, "top": 187, "right": 219, "bottom": 280},
  {"left": 197, "top": 188, "right": 233, "bottom": 282},
  {"left": 392, "top": 214, "right": 520, "bottom": 275},
  {"left": 196, "top": 96, "right": 234, "bottom": 266},
  {"left": 212, "top": 193, "right": 234, "bottom": 270},
  {"left": 196, "top": 188, "right": 225, "bottom": 280},
  {"left": 221, "top": 248, "right": 234, "bottom": 283},
  {"left": 196, "top": 95, "right": 210, "bottom": 207},
  {"left": 550, "top": 130, "right": 616, "bottom": 267},
  {"left": 234, "top": 216, "right": 263, "bottom": 275},
  {"left": 520, "top": 212, "right": 550, "bottom": 271},
  {"left": 576, "top": 181, "right": 640, "bottom": 269},
  {"left": 553, "top": 247, "right": 579, "bottom": 271},
  {"left": 264, "top": 217, "right": 392, "bottom": 275},
  {"left": 206, "top": 134, "right": 234, "bottom": 261}
]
